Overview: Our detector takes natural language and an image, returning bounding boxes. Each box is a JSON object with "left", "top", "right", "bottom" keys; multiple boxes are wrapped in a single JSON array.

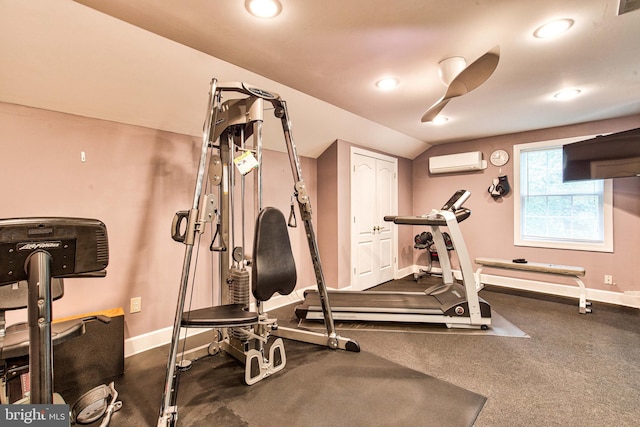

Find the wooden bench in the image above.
[{"left": 474, "top": 257, "right": 590, "bottom": 314}]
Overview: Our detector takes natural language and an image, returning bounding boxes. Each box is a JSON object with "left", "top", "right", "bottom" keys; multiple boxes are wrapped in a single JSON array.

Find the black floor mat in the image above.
[{"left": 111, "top": 339, "right": 486, "bottom": 427}]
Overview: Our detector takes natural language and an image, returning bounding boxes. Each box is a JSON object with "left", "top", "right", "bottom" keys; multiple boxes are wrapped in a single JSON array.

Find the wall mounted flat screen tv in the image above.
[{"left": 562, "top": 128, "right": 640, "bottom": 181}]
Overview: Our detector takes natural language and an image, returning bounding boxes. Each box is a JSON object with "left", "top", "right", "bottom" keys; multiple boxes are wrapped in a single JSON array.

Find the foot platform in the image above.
[{"left": 245, "top": 338, "right": 287, "bottom": 385}]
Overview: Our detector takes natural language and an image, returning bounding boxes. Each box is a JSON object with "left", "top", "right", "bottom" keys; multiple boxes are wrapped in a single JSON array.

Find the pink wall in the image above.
[
  {"left": 260, "top": 149, "right": 318, "bottom": 287},
  {"left": 317, "top": 143, "right": 339, "bottom": 286},
  {"left": 396, "top": 156, "right": 414, "bottom": 269},
  {"left": 0, "top": 102, "right": 318, "bottom": 339},
  {"left": 412, "top": 115, "right": 640, "bottom": 294}
]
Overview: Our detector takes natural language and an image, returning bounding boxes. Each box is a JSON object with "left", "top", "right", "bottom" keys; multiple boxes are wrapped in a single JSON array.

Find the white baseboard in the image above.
[
  {"left": 124, "top": 325, "right": 209, "bottom": 358},
  {"left": 396, "top": 265, "right": 414, "bottom": 279}
]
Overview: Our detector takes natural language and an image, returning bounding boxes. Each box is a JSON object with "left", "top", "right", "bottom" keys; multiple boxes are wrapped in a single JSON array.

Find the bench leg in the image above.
[
  {"left": 573, "top": 277, "right": 592, "bottom": 314},
  {"left": 475, "top": 267, "right": 485, "bottom": 291}
]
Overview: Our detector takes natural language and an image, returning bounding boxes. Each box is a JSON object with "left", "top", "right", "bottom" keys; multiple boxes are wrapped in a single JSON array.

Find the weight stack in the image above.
[{"left": 229, "top": 267, "right": 250, "bottom": 341}]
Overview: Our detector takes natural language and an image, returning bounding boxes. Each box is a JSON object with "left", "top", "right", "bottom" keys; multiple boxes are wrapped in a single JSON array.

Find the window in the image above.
[{"left": 514, "top": 137, "right": 613, "bottom": 252}]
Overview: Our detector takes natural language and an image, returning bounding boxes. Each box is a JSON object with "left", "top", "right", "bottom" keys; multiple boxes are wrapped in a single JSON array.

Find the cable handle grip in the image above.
[
  {"left": 209, "top": 222, "right": 227, "bottom": 252},
  {"left": 171, "top": 211, "right": 190, "bottom": 243}
]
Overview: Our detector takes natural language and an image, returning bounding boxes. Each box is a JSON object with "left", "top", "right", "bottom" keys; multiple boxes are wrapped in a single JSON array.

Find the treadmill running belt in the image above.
[{"left": 300, "top": 291, "right": 443, "bottom": 314}]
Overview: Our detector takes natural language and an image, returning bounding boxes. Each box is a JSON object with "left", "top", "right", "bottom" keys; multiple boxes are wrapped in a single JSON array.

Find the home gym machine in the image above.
[
  {"left": 158, "top": 79, "right": 359, "bottom": 427},
  {"left": 296, "top": 190, "right": 491, "bottom": 329},
  {"left": 0, "top": 218, "right": 109, "bottom": 404}
]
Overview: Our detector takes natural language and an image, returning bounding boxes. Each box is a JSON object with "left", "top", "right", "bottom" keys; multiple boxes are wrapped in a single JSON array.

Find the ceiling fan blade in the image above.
[
  {"left": 421, "top": 97, "right": 451, "bottom": 122},
  {"left": 445, "top": 49, "right": 500, "bottom": 97},
  {"left": 421, "top": 46, "right": 500, "bottom": 122}
]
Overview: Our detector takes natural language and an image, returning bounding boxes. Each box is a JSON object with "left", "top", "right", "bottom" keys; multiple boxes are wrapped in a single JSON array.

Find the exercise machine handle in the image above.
[
  {"left": 171, "top": 211, "right": 189, "bottom": 243},
  {"left": 209, "top": 222, "right": 227, "bottom": 252}
]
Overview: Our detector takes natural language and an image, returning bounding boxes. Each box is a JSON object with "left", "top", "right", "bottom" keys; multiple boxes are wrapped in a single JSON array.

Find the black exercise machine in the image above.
[
  {"left": 296, "top": 190, "right": 491, "bottom": 329},
  {"left": 0, "top": 217, "right": 109, "bottom": 404},
  {"left": 178, "top": 207, "right": 297, "bottom": 385},
  {"left": 158, "top": 80, "right": 359, "bottom": 426}
]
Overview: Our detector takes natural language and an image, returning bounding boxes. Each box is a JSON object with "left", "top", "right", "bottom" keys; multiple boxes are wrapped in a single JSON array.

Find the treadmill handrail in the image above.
[{"left": 384, "top": 208, "right": 470, "bottom": 226}]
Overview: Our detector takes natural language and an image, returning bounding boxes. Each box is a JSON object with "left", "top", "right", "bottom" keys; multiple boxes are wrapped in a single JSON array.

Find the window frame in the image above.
[{"left": 513, "top": 136, "right": 613, "bottom": 253}]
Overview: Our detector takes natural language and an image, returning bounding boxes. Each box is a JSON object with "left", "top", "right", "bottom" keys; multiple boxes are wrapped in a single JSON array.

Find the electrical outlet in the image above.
[
  {"left": 604, "top": 275, "right": 613, "bottom": 285},
  {"left": 130, "top": 297, "right": 142, "bottom": 313}
]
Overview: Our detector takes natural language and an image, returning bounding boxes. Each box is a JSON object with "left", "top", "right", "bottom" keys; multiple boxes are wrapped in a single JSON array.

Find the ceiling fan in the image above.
[{"left": 421, "top": 46, "right": 500, "bottom": 123}]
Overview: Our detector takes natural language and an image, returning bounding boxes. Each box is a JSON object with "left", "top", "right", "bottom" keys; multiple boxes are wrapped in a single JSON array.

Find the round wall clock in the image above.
[{"left": 490, "top": 149, "right": 509, "bottom": 167}]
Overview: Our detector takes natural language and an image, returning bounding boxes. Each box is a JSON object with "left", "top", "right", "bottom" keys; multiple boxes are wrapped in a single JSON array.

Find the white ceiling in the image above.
[{"left": 2, "top": 0, "right": 640, "bottom": 159}]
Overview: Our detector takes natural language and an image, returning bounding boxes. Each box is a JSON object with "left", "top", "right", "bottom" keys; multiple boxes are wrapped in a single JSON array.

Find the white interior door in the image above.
[
  {"left": 375, "top": 159, "right": 395, "bottom": 283},
  {"left": 351, "top": 148, "right": 397, "bottom": 290}
]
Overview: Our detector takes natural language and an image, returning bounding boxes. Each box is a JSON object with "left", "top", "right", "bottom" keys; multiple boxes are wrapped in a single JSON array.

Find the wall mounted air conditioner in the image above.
[{"left": 428, "top": 151, "right": 487, "bottom": 174}]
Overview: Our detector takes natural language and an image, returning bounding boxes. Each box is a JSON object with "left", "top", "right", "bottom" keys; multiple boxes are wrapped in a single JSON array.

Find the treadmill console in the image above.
[
  {"left": 384, "top": 190, "right": 472, "bottom": 226},
  {"left": 441, "top": 190, "right": 471, "bottom": 211}
]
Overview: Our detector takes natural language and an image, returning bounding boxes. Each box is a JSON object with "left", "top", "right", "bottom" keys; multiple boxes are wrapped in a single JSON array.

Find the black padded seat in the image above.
[
  {"left": 0, "top": 279, "right": 65, "bottom": 310},
  {"left": 0, "top": 279, "right": 85, "bottom": 360},
  {"left": 179, "top": 208, "right": 294, "bottom": 330},
  {"left": 0, "top": 320, "right": 85, "bottom": 360},
  {"left": 181, "top": 304, "right": 259, "bottom": 328},
  {"left": 252, "top": 207, "right": 297, "bottom": 302}
]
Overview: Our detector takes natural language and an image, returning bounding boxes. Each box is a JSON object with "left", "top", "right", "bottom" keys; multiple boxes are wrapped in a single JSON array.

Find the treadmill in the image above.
[{"left": 295, "top": 190, "right": 491, "bottom": 329}]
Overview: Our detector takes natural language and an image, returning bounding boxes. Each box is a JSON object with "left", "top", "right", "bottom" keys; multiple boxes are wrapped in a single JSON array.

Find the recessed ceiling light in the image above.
[
  {"left": 375, "top": 78, "right": 399, "bottom": 90},
  {"left": 245, "top": 0, "right": 282, "bottom": 19},
  {"left": 553, "top": 89, "right": 581, "bottom": 100},
  {"left": 534, "top": 19, "right": 574, "bottom": 38}
]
